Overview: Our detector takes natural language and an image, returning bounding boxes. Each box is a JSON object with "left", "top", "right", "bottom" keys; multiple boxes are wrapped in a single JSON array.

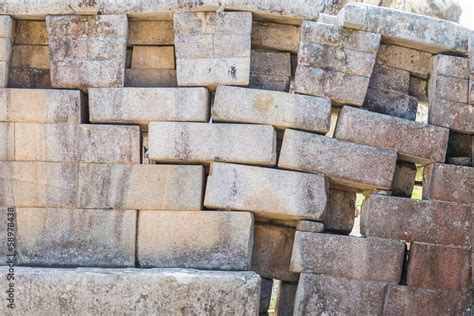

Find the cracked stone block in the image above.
[
  {"left": 369, "top": 64, "right": 410, "bottom": 93},
  {"left": 128, "top": 20, "right": 174, "bottom": 46},
  {"left": 391, "top": 162, "right": 416, "bottom": 197},
  {"left": 14, "top": 20, "right": 48, "bottom": 45},
  {"left": 251, "top": 21, "right": 300, "bottom": 53},
  {"left": 363, "top": 87, "right": 418, "bottom": 120},
  {"left": 124, "top": 68, "right": 177, "bottom": 87},
  {"left": 10, "top": 45, "right": 50, "bottom": 69},
  {"left": 131, "top": 46, "right": 175, "bottom": 69},
  {"left": 0, "top": 122, "right": 14, "bottom": 160},
  {"left": 375, "top": 44, "right": 432, "bottom": 79},
  {"left": 325, "top": 189, "right": 356, "bottom": 234}
]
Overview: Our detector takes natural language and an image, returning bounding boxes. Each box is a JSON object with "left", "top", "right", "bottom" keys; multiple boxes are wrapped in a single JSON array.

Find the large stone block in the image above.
[
  {"left": 407, "top": 242, "right": 470, "bottom": 289},
  {"left": 375, "top": 44, "right": 432, "bottom": 79},
  {"left": 204, "top": 162, "right": 328, "bottom": 221},
  {"left": 325, "top": 189, "right": 356, "bottom": 234},
  {"left": 290, "top": 232, "right": 405, "bottom": 283},
  {"left": 131, "top": 46, "right": 175, "bottom": 69},
  {"left": 363, "top": 87, "right": 418, "bottom": 121},
  {"left": 335, "top": 106, "right": 449, "bottom": 164},
  {"left": 10, "top": 45, "right": 50, "bottom": 69},
  {"left": 251, "top": 223, "right": 298, "bottom": 281},
  {"left": 428, "top": 99, "right": 474, "bottom": 133},
  {"left": 294, "top": 274, "right": 387, "bottom": 315},
  {"left": 212, "top": 86, "right": 331, "bottom": 133},
  {"left": 124, "top": 69, "right": 177, "bottom": 87},
  {"left": 7, "top": 68, "right": 51, "bottom": 89},
  {"left": 251, "top": 21, "right": 300, "bottom": 53},
  {"left": 432, "top": 54, "right": 469, "bottom": 80},
  {"left": 89, "top": 87, "right": 209, "bottom": 130},
  {"left": 369, "top": 64, "right": 410, "bottom": 93},
  {"left": 14, "top": 123, "right": 140, "bottom": 164},
  {"left": 149, "top": 122, "right": 276, "bottom": 166},
  {"left": 128, "top": 20, "right": 174, "bottom": 45},
  {"left": 14, "top": 20, "right": 48, "bottom": 45},
  {"left": 0, "top": 267, "right": 260, "bottom": 315},
  {"left": 422, "top": 163, "right": 473, "bottom": 205},
  {"left": 15, "top": 208, "right": 136, "bottom": 267},
  {"left": 137, "top": 210, "right": 253, "bottom": 270},
  {"left": 361, "top": 194, "right": 471, "bottom": 247},
  {"left": 429, "top": 74, "right": 469, "bottom": 104},
  {"left": 249, "top": 73, "right": 290, "bottom": 92},
  {"left": 391, "top": 161, "right": 416, "bottom": 197},
  {"left": 250, "top": 50, "right": 291, "bottom": 77},
  {"left": 0, "top": 122, "right": 14, "bottom": 160},
  {"left": 276, "top": 281, "right": 298, "bottom": 316},
  {"left": 278, "top": 129, "right": 397, "bottom": 191}
]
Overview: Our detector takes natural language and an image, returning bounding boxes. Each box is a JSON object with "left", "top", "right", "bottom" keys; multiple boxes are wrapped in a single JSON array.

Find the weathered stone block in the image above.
[
  {"left": 276, "top": 281, "right": 298, "bottom": 316},
  {"left": 131, "top": 46, "right": 175, "bottom": 69},
  {"left": 361, "top": 194, "right": 471, "bottom": 247},
  {"left": 0, "top": 122, "right": 14, "bottom": 160},
  {"left": 251, "top": 21, "right": 300, "bottom": 53},
  {"left": 8, "top": 68, "right": 51, "bottom": 88},
  {"left": 376, "top": 43, "right": 432, "bottom": 79},
  {"left": 294, "top": 274, "right": 387, "bottom": 315},
  {"left": 213, "top": 86, "right": 331, "bottom": 133},
  {"left": 422, "top": 163, "right": 473, "bottom": 205},
  {"left": 89, "top": 87, "right": 209, "bottom": 130},
  {"left": 14, "top": 21, "right": 48, "bottom": 45},
  {"left": 0, "top": 15, "right": 13, "bottom": 39},
  {"left": 248, "top": 74, "right": 289, "bottom": 92},
  {"left": 369, "top": 64, "right": 410, "bottom": 93},
  {"left": 204, "top": 162, "right": 328, "bottom": 221},
  {"left": 335, "top": 106, "right": 449, "bottom": 164},
  {"left": 251, "top": 223, "right": 298, "bottom": 281},
  {"left": 325, "top": 189, "right": 355, "bottom": 234},
  {"left": 0, "top": 267, "right": 260, "bottom": 315},
  {"left": 250, "top": 50, "right": 291, "bottom": 76},
  {"left": 428, "top": 99, "right": 473, "bottom": 133},
  {"left": 429, "top": 74, "right": 469, "bottom": 104},
  {"left": 432, "top": 54, "right": 469, "bottom": 80},
  {"left": 149, "top": 122, "right": 276, "bottom": 166},
  {"left": 128, "top": 20, "right": 174, "bottom": 45},
  {"left": 363, "top": 87, "right": 418, "bottom": 120},
  {"left": 0, "top": 62, "right": 8, "bottom": 87},
  {"left": 278, "top": 129, "right": 397, "bottom": 190},
  {"left": 290, "top": 232, "right": 405, "bottom": 283},
  {"left": 391, "top": 162, "right": 416, "bottom": 197},
  {"left": 14, "top": 123, "right": 140, "bottom": 164},
  {"left": 137, "top": 210, "right": 253, "bottom": 270},
  {"left": 407, "top": 242, "right": 470, "bottom": 289},
  {"left": 0, "top": 37, "right": 12, "bottom": 62},
  {"left": 16, "top": 208, "right": 136, "bottom": 267},
  {"left": 10, "top": 45, "right": 50, "bottom": 69},
  {"left": 296, "top": 220, "right": 324, "bottom": 233},
  {"left": 124, "top": 68, "right": 177, "bottom": 87}
]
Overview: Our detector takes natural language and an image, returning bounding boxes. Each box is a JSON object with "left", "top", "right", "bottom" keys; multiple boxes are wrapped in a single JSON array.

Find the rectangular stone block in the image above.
[
  {"left": 361, "top": 194, "right": 471, "bottom": 247},
  {"left": 391, "top": 161, "right": 416, "bottom": 197},
  {"left": 250, "top": 50, "right": 291, "bottom": 77},
  {"left": 428, "top": 99, "right": 474, "bottom": 133},
  {"left": 429, "top": 74, "right": 469, "bottom": 104},
  {"left": 10, "top": 45, "right": 50, "bottom": 69},
  {"left": 0, "top": 61, "right": 8, "bottom": 87},
  {"left": 251, "top": 223, "right": 298, "bottom": 281},
  {"left": 204, "top": 162, "right": 328, "bottom": 221},
  {"left": 369, "top": 64, "right": 410, "bottom": 93},
  {"left": 8, "top": 68, "right": 51, "bottom": 88},
  {"left": 383, "top": 285, "right": 470, "bottom": 316},
  {"left": 248, "top": 74, "right": 289, "bottom": 92},
  {"left": 290, "top": 232, "right": 405, "bottom": 283},
  {"left": 276, "top": 281, "right": 298, "bottom": 316},
  {"left": 363, "top": 87, "right": 418, "bottom": 120},
  {"left": 278, "top": 129, "right": 397, "bottom": 191},
  {"left": 432, "top": 54, "right": 469, "bottom": 80},
  {"left": 124, "top": 68, "right": 177, "bottom": 87},
  {"left": 0, "top": 15, "right": 13, "bottom": 38},
  {"left": 422, "top": 163, "right": 473, "bottom": 205},
  {"left": 0, "top": 122, "right": 14, "bottom": 160},
  {"left": 294, "top": 274, "right": 387, "bottom": 315},
  {"left": 407, "top": 242, "right": 470, "bottom": 289},
  {"left": 213, "top": 86, "right": 331, "bottom": 133},
  {"left": 131, "top": 46, "right": 175, "bottom": 69},
  {"left": 174, "top": 12, "right": 252, "bottom": 36},
  {"left": 251, "top": 21, "right": 300, "bottom": 53},
  {"left": 296, "top": 220, "right": 324, "bottom": 233},
  {"left": 128, "top": 20, "right": 174, "bottom": 45},
  {"left": 137, "top": 210, "right": 253, "bottom": 270},
  {"left": 16, "top": 208, "right": 136, "bottom": 267},
  {"left": 325, "top": 189, "right": 356, "bottom": 234},
  {"left": 376, "top": 44, "right": 432, "bottom": 79},
  {"left": 14, "top": 123, "right": 140, "bottom": 164},
  {"left": 0, "top": 267, "right": 260, "bottom": 315},
  {"left": 149, "top": 122, "right": 276, "bottom": 166},
  {"left": 78, "top": 163, "right": 204, "bottom": 210},
  {"left": 0, "top": 37, "right": 12, "bottom": 62},
  {"left": 89, "top": 87, "right": 209, "bottom": 130},
  {"left": 14, "top": 20, "right": 48, "bottom": 45},
  {"left": 335, "top": 106, "right": 449, "bottom": 164}
]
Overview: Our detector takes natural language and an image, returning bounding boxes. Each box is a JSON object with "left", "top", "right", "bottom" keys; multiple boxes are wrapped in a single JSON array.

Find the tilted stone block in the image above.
[
  {"left": 294, "top": 274, "right": 388, "bottom": 315},
  {"left": 149, "top": 122, "right": 276, "bottom": 166},
  {"left": 15, "top": 208, "right": 136, "bottom": 267},
  {"left": 137, "top": 210, "right": 253, "bottom": 270},
  {"left": 204, "top": 162, "right": 328, "bottom": 221},
  {"left": 128, "top": 20, "right": 174, "bottom": 46},
  {"left": 363, "top": 87, "right": 418, "bottom": 120},
  {"left": 290, "top": 232, "right": 405, "bottom": 283},
  {"left": 278, "top": 129, "right": 397, "bottom": 191},
  {"left": 10, "top": 45, "right": 50, "bottom": 69},
  {"left": 361, "top": 194, "right": 471, "bottom": 247},
  {"left": 250, "top": 50, "right": 291, "bottom": 76},
  {"left": 0, "top": 267, "right": 260, "bottom": 315},
  {"left": 296, "top": 220, "right": 324, "bottom": 233},
  {"left": 251, "top": 21, "right": 300, "bottom": 53},
  {"left": 391, "top": 161, "right": 416, "bottom": 197},
  {"left": 131, "top": 46, "right": 175, "bottom": 69},
  {"left": 14, "top": 20, "right": 48, "bottom": 45},
  {"left": 249, "top": 73, "right": 289, "bottom": 92},
  {"left": 422, "top": 163, "right": 473, "bottom": 205},
  {"left": 14, "top": 123, "right": 140, "bottom": 164},
  {"left": 213, "top": 86, "right": 331, "bottom": 133},
  {"left": 407, "top": 242, "right": 470, "bottom": 289},
  {"left": 428, "top": 99, "right": 474, "bottom": 133},
  {"left": 335, "top": 106, "right": 449, "bottom": 164},
  {"left": 325, "top": 189, "right": 356, "bottom": 234},
  {"left": 369, "top": 64, "right": 410, "bottom": 93},
  {"left": 7, "top": 68, "right": 51, "bottom": 89},
  {"left": 0, "top": 122, "right": 14, "bottom": 160},
  {"left": 276, "top": 281, "right": 298, "bottom": 316},
  {"left": 124, "top": 69, "right": 177, "bottom": 87},
  {"left": 376, "top": 44, "right": 432, "bottom": 79},
  {"left": 89, "top": 87, "right": 209, "bottom": 130}
]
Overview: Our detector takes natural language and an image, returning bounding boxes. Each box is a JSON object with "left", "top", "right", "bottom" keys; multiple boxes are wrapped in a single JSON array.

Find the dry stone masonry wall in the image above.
[{"left": 0, "top": 1, "right": 473, "bottom": 314}]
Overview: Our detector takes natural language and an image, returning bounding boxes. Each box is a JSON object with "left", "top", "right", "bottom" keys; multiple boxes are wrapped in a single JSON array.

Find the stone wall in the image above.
[{"left": 0, "top": 1, "right": 472, "bottom": 314}]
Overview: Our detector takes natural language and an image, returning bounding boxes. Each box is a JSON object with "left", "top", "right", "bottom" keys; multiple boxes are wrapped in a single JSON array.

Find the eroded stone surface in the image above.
[
  {"left": 325, "top": 189, "right": 356, "bottom": 234},
  {"left": 7, "top": 68, "right": 51, "bottom": 89},
  {"left": 375, "top": 43, "right": 432, "bottom": 79},
  {"left": 369, "top": 64, "right": 410, "bottom": 93}
]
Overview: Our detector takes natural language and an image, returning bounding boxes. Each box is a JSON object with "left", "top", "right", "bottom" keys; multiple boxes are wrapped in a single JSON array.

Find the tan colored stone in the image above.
[
  {"left": 376, "top": 43, "right": 432, "bottom": 79},
  {"left": 124, "top": 68, "right": 177, "bottom": 87},
  {"left": 369, "top": 64, "right": 410, "bottom": 93},
  {"left": 0, "top": 38, "right": 12, "bottom": 62},
  {"left": 251, "top": 21, "right": 300, "bottom": 53},
  {"left": 0, "top": 122, "right": 14, "bottom": 160},
  {"left": 0, "top": 62, "right": 8, "bottom": 87},
  {"left": 0, "top": 15, "right": 13, "bottom": 39},
  {"left": 325, "top": 189, "right": 355, "bottom": 234},
  {"left": 428, "top": 99, "right": 473, "bottom": 133},
  {"left": 7, "top": 68, "right": 51, "bottom": 89},
  {"left": 296, "top": 220, "right": 324, "bottom": 233},
  {"left": 391, "top": 162, "right": 416, "bottom": 197},
  {"left": 128, "top": 20, "right": 174, "bottom": 45},
  {"left": 276, "top": 281, "right": 298, "bottom": 316},
  {"left": 174, "top": 11, "right": 252, "bottom": 36},
  {"left": 14, "top": 21, "right": 48, "bottom": 45},
  {"left": 131, "top": 46, "right": 175, "bottom": 69},
  {"left": 250, "top": 50, "right": 291, "bottom": 76}
]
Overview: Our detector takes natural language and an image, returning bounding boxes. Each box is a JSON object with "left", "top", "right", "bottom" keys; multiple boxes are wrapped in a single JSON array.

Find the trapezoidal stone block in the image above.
[
  {"left": 14, "top": 20, "right": 48, "bottom": 45},
  {"left": 294, "top": 274, "right": 388, "bottom": 315},
  {"left": 290, "top": 232, "right": 405, "bottom": 283},
  {"left": 149, "top": 122, "right": 276, "bottom": 166},
  {"left": 0, "top": 267, "right": 260, "bottom": 315},
  {"left": 361, "top": 194, "right": 471, "bottom": 247},
  {"left": 15, "top": 208, "right": 136, "bottom": 267},
  {"left": 137, "top": 210, "right": 253, "bottom": 270},
  {"left": 0, "top": 122, "right": 14, "bottom": 160},
  {"left": 391, "top": 161, "right": 416, "bottom": 198},
  {"left": 10, "top": 45, "right": 50, "bottom": 69},
  {"left": 251, "top": 21, "right": 300, "bottom": 53},
  {"left": 278, "top": 129, "right": 397, "bottom": 191},
  {"left": 127, "top": 20, "right": 174, "bottom": 46},
  {"left": 325, "top": 189, "right": 356, "bottom": 235},
  {"left": 375, "top": 43, "right": 432, "bottom": 79},
  {"left": 212, "top": 86, "right": 331, "bottom": 133},
  {"left": 89, "top": 87, "right": 209, "bottom": 130},
  {"left": 204, "top": 162, "right": 328, "bottom": 221},
  {"left": 335, "top": 106, "right": 449, "bottom": 164}
]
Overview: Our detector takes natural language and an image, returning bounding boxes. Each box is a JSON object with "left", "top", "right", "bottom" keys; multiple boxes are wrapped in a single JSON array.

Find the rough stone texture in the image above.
[
  {"left": 446, "top": 131, "right": 472, "bottom": 165},
  {"left": 10, "top": 45, "right": 50, "bottom": 69},
  {"left": 391, "top": 161, "right": 416, "bottom": 197},
  {"left": 0, "top": 62, "right": 8, "bottom": 87},
  {"left": 89, "top": 87, "right": 209, "bottom": 130},
  {"left": 0, "top": 89, "right": 84, "bottom": 123},
  {"left": 0, "top": 267, "right": 260, "bottom": 315},
  {"left": 15, "top": 208, "right": 136, "bottom": 267},
  {"left": 259, "top": 278, "right": 273, "bottom": 314},
  {"left": 276, "top": 281, "right": 298, "bottom": 316},
  {"left": 361, "top": 194, "right": 471, "bottom": 247},
  {"left": 278, "top": 129, "right": 397, "bottom": 190},
  {"left": 0, "top": 122, "right": 14, "bottom": 160},
  {"left": 46, "top": 15, "right": 128, "bottom": 90},
  {"left": 383, "top": 285, "right": 470, "bottom": 316},
  {"left": 124, "top": 69, "right": 177, "bottom": 87},
  {"left": 251, "top": 21, "right": 300, "bottom": 53},
  {"left": 249, "top": 74, "right": 290, "bottom": 92},
  {"left": 131, "top": 46, "right": 175, "bottom": 69},
  {"left": 376, "top": 43, "right": 432, "bottom": 79},
  {"left": 290, "top": 232, "right": 405, "bottom": 283},
  {"left": 7, "top": 68, "right": 51, "bottom": 89},
  {"left": 325, "top": 189, "right": 356, "bottom": 234},
  {"left": 149, "top": 122, "right": 276, "bottom": 166},
  {"left": 422, "top": 163, "right": 473, "bottom": 205},
  {"left": 0, "top": 37, "right": 12, "bottom": 62},
  {"left": 251, "top": 222, "right": 298, "bottom": 281},
  {"left": 213, "top": 86, "right": 331, "bottom": 133},
  {"left": 128, "top": 20, "right": 174, "bottom": 45},
  {"left": 428, "top": 99, "right": 473, "bottom": 134},
  {"left": 409, "top": 76, "right": 428, "bottom": 102},
  {"left": 335, "top": 106, "right": 449, "bottom": 164},
  {"left": 294, "top": 274, "right": 387, "bottom": 315},
  {"left": 250, "top": 50, "right": 291, "bottom": 76},
  {"left": 432, "top": 54, "right": 469, "bottom": 79},
  {"left": 296, "top": 220, "right": 324, "bottom": 233},
  {"left": 366, "top": 87, "right": 417, "bottom": 120},
  {"left": 14, "top": 123, "right": 140, "bottom": 164},
  {"left": 0, "top": 15, "right": 13, "bottom": 39},
  {"left": 407, "top": 242, "right": 470, "bottom": 289},
  {"left": 369, "top": 64, "right": 410, "bottom": 92},
  {"left": 204, "top": 162, "right": 328, "bottom": 221},
  {"left": 0, "top": 16, "right": 12, "bottom": 88},
  {"left": 14, "top": 21, "right": 48, "bottom": 45},
  {"left": 429, "top": 74, "right": 469, "bottom": 104},
  {"left": 341, "top": 3, "right": 471, "bottom": 54},
  {"left": 137, "top": 210, "right": 253, "bottom": 270}
]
